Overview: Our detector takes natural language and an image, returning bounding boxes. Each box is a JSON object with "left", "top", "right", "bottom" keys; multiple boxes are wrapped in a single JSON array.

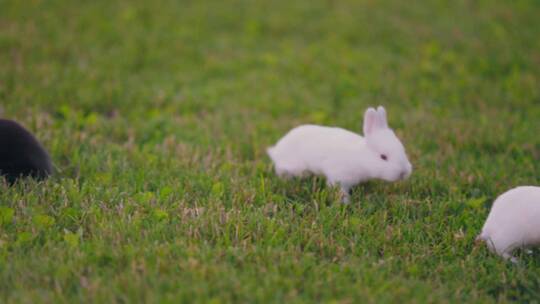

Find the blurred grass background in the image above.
[{"left": 1, "top": 0, "right": 539, "bottom": 302}]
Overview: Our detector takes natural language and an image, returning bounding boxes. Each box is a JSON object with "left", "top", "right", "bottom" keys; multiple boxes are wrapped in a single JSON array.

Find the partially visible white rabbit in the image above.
[
  {"left": 267, "top": 106, "right": 412, "bottom": 203},
  {"left": 477, "top": 186, "right": 540, "bottom": 263}
]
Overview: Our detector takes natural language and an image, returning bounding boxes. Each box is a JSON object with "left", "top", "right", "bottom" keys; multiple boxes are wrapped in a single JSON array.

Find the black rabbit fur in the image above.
[{"left": 0, "top": 119, "right": 52, "bottom": 184}]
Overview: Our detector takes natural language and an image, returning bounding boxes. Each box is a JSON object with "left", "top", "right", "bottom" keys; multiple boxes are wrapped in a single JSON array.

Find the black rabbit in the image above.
[{"left": 0, "top": 119, "right": 53, "bottom": 184}]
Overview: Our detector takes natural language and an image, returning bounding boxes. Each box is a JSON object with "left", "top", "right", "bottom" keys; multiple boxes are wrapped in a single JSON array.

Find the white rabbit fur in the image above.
[
  {"left": 477, "top": 186, "right": 540, "bottom": 263},
  {"left": 267, "top": 106, "right": 412, "bottom": 203}
]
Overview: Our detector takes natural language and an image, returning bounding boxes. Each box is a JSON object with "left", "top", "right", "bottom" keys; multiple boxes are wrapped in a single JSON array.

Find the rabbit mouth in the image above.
[
  {"left": 400, "top": 169, "right": 412, "bottom": 180},
  {"left": 400, "top": 163, "right": 413, "bottom": 180},
  {"left": 399, "top": 171, "right": 407, "bottom": 180}
]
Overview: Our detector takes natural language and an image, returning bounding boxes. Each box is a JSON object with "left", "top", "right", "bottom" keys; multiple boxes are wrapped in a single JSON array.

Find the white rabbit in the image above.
[
  {"left": 477, "top": 186, "right": 540, "bottom": 263},
  {"left": 267, "top": 106, "right": 412, "bottom": 203}
]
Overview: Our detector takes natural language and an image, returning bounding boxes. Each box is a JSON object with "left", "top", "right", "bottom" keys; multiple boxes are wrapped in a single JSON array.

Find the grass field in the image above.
[{"left": 1, "top": 0, "right": 540, "bottom": 302}]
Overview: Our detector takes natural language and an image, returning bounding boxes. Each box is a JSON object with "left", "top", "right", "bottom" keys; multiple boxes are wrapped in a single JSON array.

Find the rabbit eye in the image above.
[{"left": 380, "top": 154, "right": 388, "bottom": 161}]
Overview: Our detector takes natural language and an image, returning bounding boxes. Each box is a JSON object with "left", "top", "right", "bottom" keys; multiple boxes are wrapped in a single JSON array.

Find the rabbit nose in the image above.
[
  {"left": 406, "top": 162, "right": 412, "bottom": 173},
  {"left": 400, "top": 167, "right": 411, "bottom": 180}
]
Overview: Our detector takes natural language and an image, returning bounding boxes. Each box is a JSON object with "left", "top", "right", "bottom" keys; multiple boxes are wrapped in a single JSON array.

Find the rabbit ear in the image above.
[
  {"left": 363, "top": 107, "right": 379, "bottom": 136},
  {"left": 377, "top": 106, "right": 388, "bottom": 128}
]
